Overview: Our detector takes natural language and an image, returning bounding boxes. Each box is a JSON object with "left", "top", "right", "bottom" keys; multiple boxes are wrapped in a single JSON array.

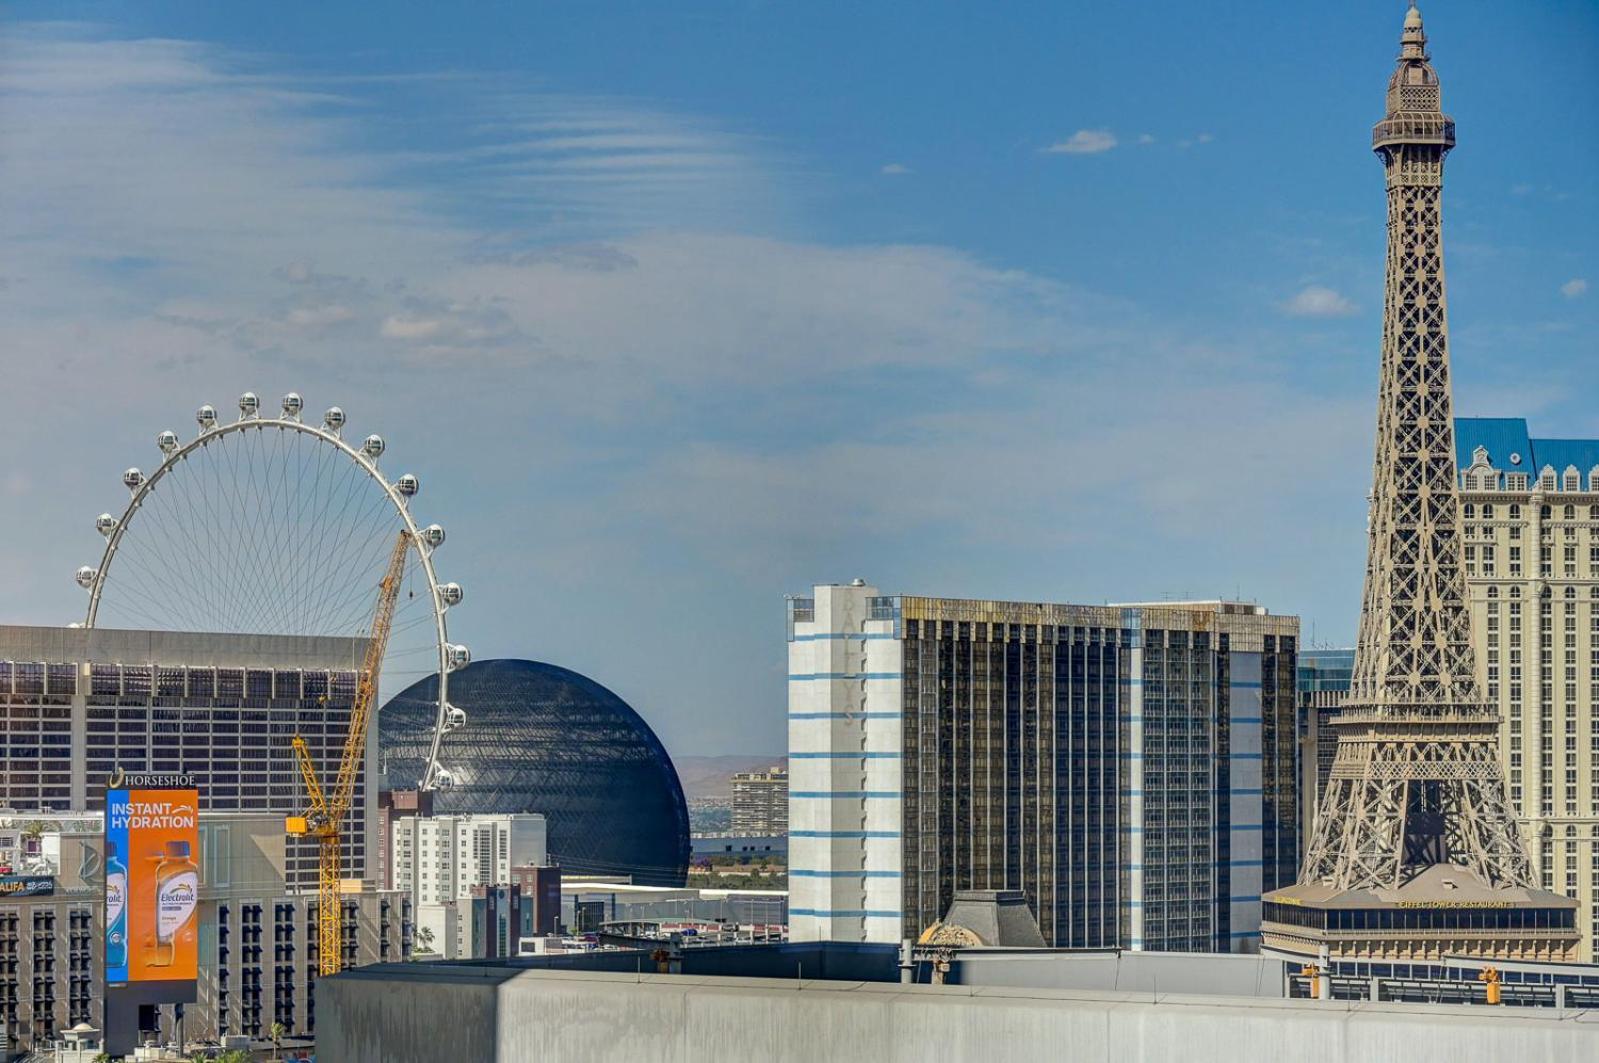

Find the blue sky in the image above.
[{"left": 2, "top": 2, "right": 1595, "bottom": 757}]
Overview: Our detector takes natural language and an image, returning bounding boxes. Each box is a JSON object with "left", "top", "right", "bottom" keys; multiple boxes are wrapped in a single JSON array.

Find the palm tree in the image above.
[{"left": 270, "top": 1020, "right": 286, "bottom": 1061}]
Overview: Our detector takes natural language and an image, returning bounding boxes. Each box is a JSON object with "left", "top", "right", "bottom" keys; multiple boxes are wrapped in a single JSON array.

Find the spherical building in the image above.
[{"left": 379, "top": 659, "right": 690, "bottom": 886}]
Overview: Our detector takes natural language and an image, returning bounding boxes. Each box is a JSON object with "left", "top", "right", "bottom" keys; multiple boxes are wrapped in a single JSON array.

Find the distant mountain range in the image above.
[{"left": 672, "top": 754, "right": 786, "bottom": 803}]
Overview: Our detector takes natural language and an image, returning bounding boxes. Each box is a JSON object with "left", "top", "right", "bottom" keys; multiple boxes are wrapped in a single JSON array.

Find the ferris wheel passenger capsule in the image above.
[
  {"left": 433, "top": 767, "right": 457, "bottom": 788},
  {"left": 421, "top": 524, "right": 445, "bottom": 548},
  {"left": 75, "top": 566, "right": 96, "bottom": 589},
  {"left": 443, "top": 704, "right": 466, "bottom": 732},
  {"left": 446, "top": 644, "right": 471, "bottom": 671},
  {"left": 396, "top": 474, "right": 419, "bottom": 498},
  {"left": 362, "top": 434, "right": 385, "bottom": 461},
  {"left": 122, "top": 468, "right": 144, "bottom": 492},
  {"left": 196, "top": 405, "right": 218, "bottom": 430},
  {"left": 282, "top": 392, "right": 303, "bottom": 419},
  {"left": 324, "top": 407, "right": 345, "bottom": 434},
  {"left": 95, "top": 513, "right": 118, "bottom": 537},
  {"left": 239, "top": 392, "right": 260, "bottom": 418},
  {"left": 156, "top": 430, "right": 179, "bottom": 455},
  {"left": 439, "top": 582, "right": 463, "bottom": 608}
]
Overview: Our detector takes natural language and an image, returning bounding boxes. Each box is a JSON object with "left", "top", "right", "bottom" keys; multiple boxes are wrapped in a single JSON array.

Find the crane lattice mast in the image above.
[{"left": 288, "top": 529, "right": 413, "bottom": 977}]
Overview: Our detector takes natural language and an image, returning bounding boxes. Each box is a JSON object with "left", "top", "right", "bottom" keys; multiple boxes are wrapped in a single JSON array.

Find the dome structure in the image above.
[{"left": 379, "top": 659, "right": 690, "bottom": 886}]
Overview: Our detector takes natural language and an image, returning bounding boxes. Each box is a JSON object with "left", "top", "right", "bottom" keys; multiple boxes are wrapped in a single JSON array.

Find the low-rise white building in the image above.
[{"left": 390, "top": 813, "right": 546, "bottom": 957}]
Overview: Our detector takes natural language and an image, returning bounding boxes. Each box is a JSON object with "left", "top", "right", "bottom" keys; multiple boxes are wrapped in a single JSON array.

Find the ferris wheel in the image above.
[{"left": 76, "top": 391, "right": 468, "bottom": 791}]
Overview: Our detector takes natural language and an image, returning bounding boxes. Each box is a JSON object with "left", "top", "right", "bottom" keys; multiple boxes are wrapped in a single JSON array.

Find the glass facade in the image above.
[
  {"left": 0, "top": 662, "right": 74, "bottom": 811},
  {"left": 0, "top": 647, "right": 364, "bottom": 892},
  {"left": 1263, "top": 901, "right": 1576, "bottom": 933},
  {"left": 900, "top": 618, "right": 1123, "bottom": 948},
  {"left": 81, "top": 662, "right": 363, "bottom": 891},
  {"left": 379, "top": 659, "right": 691, "bottom": 887},
  {"left": 894, "top": 606, "right": 1298, "bottom": 952},
  {"left": 1139, "top": 627, "right": 1217, "bottom": 951},
  {"left": 1262, "top": 634, "right": 1300, "bottom": 896},
  {"left": 1296, "top": 648, "right": 1355, "bottom": 844}
]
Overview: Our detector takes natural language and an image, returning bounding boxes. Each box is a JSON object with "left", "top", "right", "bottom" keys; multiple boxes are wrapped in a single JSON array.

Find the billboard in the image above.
[
  {"left": 105, "top": 787, "right": 200, "bottom": 987},
  {"left": 0, "top": 875, "right": 53, "bottom": 898}
]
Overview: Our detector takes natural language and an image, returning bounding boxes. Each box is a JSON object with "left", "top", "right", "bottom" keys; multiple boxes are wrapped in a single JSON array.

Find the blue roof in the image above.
[
  {"left": 1454, "top": 418, "right": 1599, "bottom": 478},
  {"left": 1532, "top": 438, "right": 1599, "bottom": 478},
  {"left": 1454, "top": 418, "right": 1533, "bottom": 473}
]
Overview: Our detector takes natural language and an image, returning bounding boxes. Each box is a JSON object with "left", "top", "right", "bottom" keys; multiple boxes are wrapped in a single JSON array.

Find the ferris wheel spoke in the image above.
[
  {"left": 321, "top": 473, "right": 403, "bottom": 631},
  {"left": 242, "top": 427, "right": 295, "bottom": 636},
  {"left": 128, "top": 489, "right": 220, "bottom": 631},
  {"left": 150, "top": 476, "right": 233, "bottom": 628},
  {"left": 214, "top": 429, "right": 272, "bottom": 631},
  {"left": 168, "top": 455, "right": 233, "bottom": 629},
  {"left": 297, "top": 446, "right": 371, "bottom": 630},
  {"left": 309, "top": 490, "right": 403, "bottom": 634}
]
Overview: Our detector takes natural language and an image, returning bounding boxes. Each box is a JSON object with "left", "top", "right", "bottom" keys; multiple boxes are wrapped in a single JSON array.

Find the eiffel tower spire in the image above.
[
  {"left": 1263, "top": 7, "right": 1576, "bottom": 966},
  {"left": 1298, "top": 0, "right": 1530, "bottom": 893}
]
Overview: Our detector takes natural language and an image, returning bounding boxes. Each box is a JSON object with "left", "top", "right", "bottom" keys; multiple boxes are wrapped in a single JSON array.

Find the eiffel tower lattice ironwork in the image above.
[{"left": 1297, "top": 5, "right": 1535, "bottom": 893}]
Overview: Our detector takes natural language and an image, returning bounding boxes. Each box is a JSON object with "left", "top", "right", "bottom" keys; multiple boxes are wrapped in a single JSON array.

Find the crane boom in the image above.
[{"left": 288, "top": 529, "right": 413, "bottom": 977}]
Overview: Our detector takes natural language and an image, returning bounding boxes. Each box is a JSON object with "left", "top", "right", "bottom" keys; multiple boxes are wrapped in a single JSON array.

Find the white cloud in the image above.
[
  {"left": 0, "top": 22, "right": 1380, "bottom": 755},
  {"left": 1044, "top": 130, "right": 1117, "bottom": 155},
  {"left": 1137, "top": 133, "right": 1155, "bottom": 145},
  {"left": 1283, "top": 285, "right": 1357, "bottom": 318},
  {"left": 1560, "top": 278, "right": 1588, "bottom": 299},
  {"left": 879, "top": 163, "right": 911, "bottom": 175}
]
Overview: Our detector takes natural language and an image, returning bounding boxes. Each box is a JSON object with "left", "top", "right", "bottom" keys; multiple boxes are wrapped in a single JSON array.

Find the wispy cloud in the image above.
[
  {"left": 879, "top": 162, "right": 911, "bottom": 175},
  {"left": 1283, "top": 285, "right": 1357, "bottom": 318},
  {"left": 1560, "top": 278, "right": 1589, "bottom": 299},
  {"left": 1044, "top": 129, "right": 1117, "bottom": 155},
  {"left": 1, "top": 21, "right": 1381, "bottom": 755}
]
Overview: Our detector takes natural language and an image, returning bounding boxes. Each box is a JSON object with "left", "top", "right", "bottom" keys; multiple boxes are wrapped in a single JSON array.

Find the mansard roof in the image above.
[{"left": 1454, "top": 417, "right": 1599, "bottom": 480}]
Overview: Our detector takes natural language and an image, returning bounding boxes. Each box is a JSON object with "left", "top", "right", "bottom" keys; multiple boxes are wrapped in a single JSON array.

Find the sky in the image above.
[{"left": 1, "top": 2, "right": 1595, "bottom": 760}]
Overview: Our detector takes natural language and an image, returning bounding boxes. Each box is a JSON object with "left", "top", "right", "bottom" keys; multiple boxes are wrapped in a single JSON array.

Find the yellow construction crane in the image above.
[{"left": 287, "top": 529, "right": 413, "bottom": 977}]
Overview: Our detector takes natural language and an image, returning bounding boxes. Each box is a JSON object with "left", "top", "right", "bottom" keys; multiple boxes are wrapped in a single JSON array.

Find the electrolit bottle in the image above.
[
  {"left": 148, "top": 840, "right": 198, "bottom": 967},
  {"left": 105, "top": 840, "right": 127, "bottom": 969}
]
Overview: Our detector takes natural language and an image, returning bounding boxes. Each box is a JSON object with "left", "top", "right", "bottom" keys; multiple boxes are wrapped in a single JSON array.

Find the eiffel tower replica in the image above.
[{"left": 1261, "top": 6, "right": 1578, "bottom": 967}]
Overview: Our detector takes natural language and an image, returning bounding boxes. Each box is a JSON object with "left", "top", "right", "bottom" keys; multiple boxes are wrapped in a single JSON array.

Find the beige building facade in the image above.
[
  {"left": 730, "top": 768, "right": 788, "bottom": 836},
  {"left": 1456, "top": 418, "right": 1599, "bottom": 958}
]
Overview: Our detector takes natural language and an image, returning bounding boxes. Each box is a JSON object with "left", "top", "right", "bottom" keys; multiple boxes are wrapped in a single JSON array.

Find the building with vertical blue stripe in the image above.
[{"left": 786, "top": 583, "right": 1299, "bottom": 955}]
